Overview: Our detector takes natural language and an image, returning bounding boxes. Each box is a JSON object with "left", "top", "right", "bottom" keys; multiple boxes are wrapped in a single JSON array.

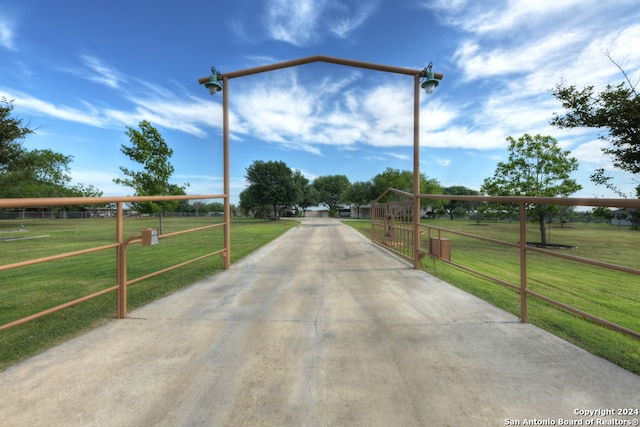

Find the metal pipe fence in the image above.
[
  {"left": 372, "top": 190, "right": 640, "bottom": 339},
  {"left": 0, "top": 194, "right": 226, "bottom": 331}
]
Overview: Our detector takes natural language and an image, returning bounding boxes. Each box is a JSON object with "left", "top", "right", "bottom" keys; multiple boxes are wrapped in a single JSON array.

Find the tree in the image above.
[
  {"left": 370, "top": 167, "right": 414, "bottom": 197},
  {"left": 297, "top": 184, "right": 320, "bottom": 217},
  {"left": 113, "top": 120, "right": 187, "bottom": 232},
  {"left": 292, "top": 170, "right": 319, "bottom": 217},
  {"left": 443, "top": 186, "right": 480, "bottom": 220},
  {"left": 591, "top": 206, "right": 613, "bottom": 223},
  {"left": 482, "top": 134, "right": 582, "bottom": 245},
  {"left": 1, "top": 97, "right": 34, "bottom": 168},
  {"left": 312, "top": 174, "right": 351, "bottom": 215},
  {"left": 342, "top": 181, "right": 374, "bottom": 218},
  {"left": 242, "top": 160, "right": 296, "bottom": 219},
  {"left": 1, "top": 98, "right": 100, "bottom": 200},
  {"left": 370, "top": 167, "right": 444, "bottom": 214},
  {"left": 550, "top": 54, "right": 640, "bottom": 196}
]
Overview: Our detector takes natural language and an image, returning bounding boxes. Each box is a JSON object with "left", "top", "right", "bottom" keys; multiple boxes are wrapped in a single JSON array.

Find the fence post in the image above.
[
  {"left": 117, "top": 242, "right": 127, "bottom": 318},
  {"left": 223, "top": 76, "right": 231, "bottom": 270},
  {"left": 116, "top": 202, "right": 126, "bottom": 318},
  {"left": 412, "top": 73, "right": 421, "bottom": 269},
  {"left": 519, "top": 202, "right": 528, "bottom": 323}
]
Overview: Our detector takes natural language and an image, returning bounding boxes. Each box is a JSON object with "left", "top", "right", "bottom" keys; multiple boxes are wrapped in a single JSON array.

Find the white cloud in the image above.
[
  {"left": 265, "top": 0, "right": 327, "bottom": 46},
  {"left": 329, "top": 0, "right": 378, "bottom": 38},
  {"left": 121, "top": 96, "right": 221, "bottom": 138},
  {"left": 0, "top": 19, "right": 16, "bottom": 50},
  {"left": 228, "top": 19, "right": 255, "bottom": 44},
  {"left": 570, "top": 139, "right": 609, "bottom": 167},
  {"left": 463, "top": 0, "right": 585, "bottom": 34},
  {"left": 0, "top": 89, "right": 108, "bottom": 127},
  {"left": 0, "top": 85, "right": 223, "bottom": 140},
  {"left": 384, "top": 152, "right": 410, "bottom": 161},
  {"left": 221, "top": 71, "right": 477, "bottom": 153},
  {"left": 433, "top": 157, "right": 451, "bottom": 167},
  {"left": 454, "top": 31, "right": 586, "bottom": 81},
  {"left": 79, "top": 55, "right": 125, "bottom": 89},
  {"left": 264, "top": 0, "right": 377, "bottom": 46},
  {"left": 425, "top": 0, "right": 608, "bottom": 36},
  {"left": 425, "top": 126, "right": 509, "bottom": 150}
]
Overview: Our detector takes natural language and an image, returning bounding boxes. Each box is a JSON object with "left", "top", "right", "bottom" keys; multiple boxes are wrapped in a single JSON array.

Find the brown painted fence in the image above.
[
  {"left": 372, "top": 190, "right": 640, "bottom": 339},
  {"left": 0, "top": 194, "right": 226, "bottom": 331}
]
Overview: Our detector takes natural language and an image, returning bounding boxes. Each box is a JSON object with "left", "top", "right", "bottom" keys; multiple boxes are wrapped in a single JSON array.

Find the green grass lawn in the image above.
[
  {"left": 0, "top": 217, "right": 298, "bottom": 371},
  {"left": 343, "top": 218, "right": 640, "bottom": 376}
]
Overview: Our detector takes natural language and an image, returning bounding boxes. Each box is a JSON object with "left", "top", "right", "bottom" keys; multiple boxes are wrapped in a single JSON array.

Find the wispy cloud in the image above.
[
  {"left": 265, "top": 0, "right": 327, "bottom": 46},
  {"left": 329, "top": 0, "right": 378, "bottom": 38},
  {"left": 453, "top": 31, "right": 585, "bottom": 81},
  {"left": 384, "top": 152, "right": 410, "bottom": 161},
  {"left": 435, "top": 157, "right": 451, "bottom": 167},
  {"left": 0, "top": 89, "right": 108, "bottom": 127},
  {"left": 264, "top": 0, "right": 377, "bottom": 46},
  {"left": 79, "top": 55, "right": 125, "bottom": 89},
  {"left": 0, "top": 18, "right": 16, "bottom": 50},
  {"left": 228, "top": 19, "right": 255, "bottom": 44},
  {"left": 424, "top": 0, "right": 594, "bottom": 35},
  {"left": 0, "top": 83, "right": 221, "bottom": 140}
]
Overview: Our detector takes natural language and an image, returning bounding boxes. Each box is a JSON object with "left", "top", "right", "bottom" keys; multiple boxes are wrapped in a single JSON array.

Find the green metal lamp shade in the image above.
[
  {"left": 205, "top": 73, "right": 223, "bottom": 94},
  {"left": 421, "top": 71, "right": 439, "bottom": 94}
]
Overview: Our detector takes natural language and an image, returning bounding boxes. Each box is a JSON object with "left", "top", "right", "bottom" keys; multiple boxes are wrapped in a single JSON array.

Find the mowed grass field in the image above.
[
  {"left": 344, "top": 218, "right": 640, "bottom": 376},
  {"left": 0, "top": 216, "right": 298, "bottom": 371}
]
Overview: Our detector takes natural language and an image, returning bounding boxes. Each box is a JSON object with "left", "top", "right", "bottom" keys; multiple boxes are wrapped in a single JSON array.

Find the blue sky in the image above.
[{"left": 1, "top": 0, "right": 639, "bottom": 204}]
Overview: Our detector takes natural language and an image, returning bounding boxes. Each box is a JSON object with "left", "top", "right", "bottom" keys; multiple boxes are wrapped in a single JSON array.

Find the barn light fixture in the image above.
[
  {"left": 204, "top": 66, "right": 223, "bottom": 94},
  {"left": 420, "top": 62, "right": 439, "bottom": 95}
]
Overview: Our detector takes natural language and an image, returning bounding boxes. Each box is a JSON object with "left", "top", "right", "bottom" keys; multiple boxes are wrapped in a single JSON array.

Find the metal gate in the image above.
[{"left": 371, "top": 192, "right": 416, "bottom": 263}]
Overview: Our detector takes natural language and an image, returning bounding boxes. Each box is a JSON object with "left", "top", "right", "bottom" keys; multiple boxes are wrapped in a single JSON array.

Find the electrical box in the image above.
[
  {"left": 141, "top": 228, "right": 158, "bottom": 246},
  {"left": 429, "top": 237, "right": 451, "bottom": 261}
]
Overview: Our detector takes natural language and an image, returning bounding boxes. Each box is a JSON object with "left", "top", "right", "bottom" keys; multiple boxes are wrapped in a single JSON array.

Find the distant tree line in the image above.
[{"left": 237, "top": 161, "right": 449, "bottom": 219}]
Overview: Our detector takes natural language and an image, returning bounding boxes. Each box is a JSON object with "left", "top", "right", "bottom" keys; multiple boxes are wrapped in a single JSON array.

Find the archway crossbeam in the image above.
[{"left": 198, "top": 55, "right": 444, "bottom": 82}]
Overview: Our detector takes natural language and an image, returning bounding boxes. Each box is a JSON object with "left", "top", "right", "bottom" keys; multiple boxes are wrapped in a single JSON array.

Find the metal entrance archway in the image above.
[{"left": 198, "top": 55, "right": 443, "bottom": 269}]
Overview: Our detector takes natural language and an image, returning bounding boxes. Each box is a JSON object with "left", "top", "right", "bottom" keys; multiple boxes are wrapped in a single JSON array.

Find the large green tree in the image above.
[
  {"left": 5, "top": 149, "right": 73, "bottom": 197},
  {"left": 342, "top": 180, "right": 374, "bottom": 218},
  {"left": 292, "top": 169, "right": 319, "bottom": 217},
  {"left": 443, "top": 185, "right": 480, "bottom": 220},
  {"left": 240, "top": 160, "right": 296, "bottom": 219},
  {"left": 482, "top": 134, "right": 582, "bottom": 245},
  {"left": 370, "top": 167, "right": 444, "bottom": 213},
  {"left": 312, "top": 174, "right": 351, "bottom": 214},
  {"left": 1, "top": 98, "right": 34, "bottom": 168},
  {"left": 551, "top": 55, "right": 640, "bottom": 196},
  {"left": 113, "top": 120, "right": 187, "bottom": 231},
  {"left": 1, "top": 98, "right": 101, "bottom": 199}
]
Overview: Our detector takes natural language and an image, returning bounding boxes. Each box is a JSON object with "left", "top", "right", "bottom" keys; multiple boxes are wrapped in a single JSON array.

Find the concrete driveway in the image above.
[{"left": 1, "top": 217, "right": 639, "bottom": 426}]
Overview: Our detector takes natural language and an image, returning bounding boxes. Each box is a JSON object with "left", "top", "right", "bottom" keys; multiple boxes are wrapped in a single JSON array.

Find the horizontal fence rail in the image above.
[
  {"left": 373, "top": 190, "right": 640, "bottom": 340},
  {"left": 0, "top": 194, "right": 226, "bottom": 331}
]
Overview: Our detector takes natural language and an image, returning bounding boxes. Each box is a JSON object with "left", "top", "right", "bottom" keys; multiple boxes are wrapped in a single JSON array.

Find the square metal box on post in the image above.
[
  {"left": 429, "top": 237, "right": 451, "bottom": 261},
  {"left": 141, "top": 228, "right": 158, "bottom": 246}
]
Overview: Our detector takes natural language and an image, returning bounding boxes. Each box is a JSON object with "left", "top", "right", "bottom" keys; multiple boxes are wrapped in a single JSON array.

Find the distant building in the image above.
[
  {"left": 610, "top": 208, "right": 639, "bottom": 226},
  {"left": 350, "top": 205, "right": 372, "bottom": 219}
]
